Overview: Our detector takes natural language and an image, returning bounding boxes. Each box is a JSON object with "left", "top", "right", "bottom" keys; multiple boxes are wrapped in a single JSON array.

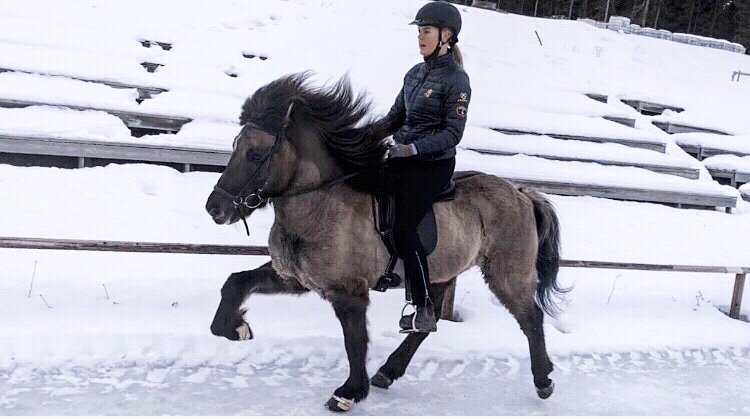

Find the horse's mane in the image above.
[{"left": 240, "top": 72, "right": 390, "bottom": 169}]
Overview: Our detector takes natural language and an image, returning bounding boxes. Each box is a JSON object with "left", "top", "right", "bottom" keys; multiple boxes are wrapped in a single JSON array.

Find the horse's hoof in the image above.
[
  {"left": 370, "top": 371, "right": 393, "bottom": 389},
  {"left": 236, "top": 321, "right": 253, "bottom": 340},
  {"left": 325, "top": 395, "right": 354, "bottom": 412},
  {"left": 536, "top": 381, "right": 555, "bottom": 399}
]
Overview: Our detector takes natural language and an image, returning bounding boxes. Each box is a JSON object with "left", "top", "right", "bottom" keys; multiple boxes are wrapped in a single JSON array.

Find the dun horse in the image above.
[{"left": 206, "top": 73, "right": 566, "bottom": 412}]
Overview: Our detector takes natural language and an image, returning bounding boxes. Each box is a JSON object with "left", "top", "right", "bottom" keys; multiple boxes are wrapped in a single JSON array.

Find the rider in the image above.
[{"left": 375, "top": 1, "right": 471, "bottom": 333}]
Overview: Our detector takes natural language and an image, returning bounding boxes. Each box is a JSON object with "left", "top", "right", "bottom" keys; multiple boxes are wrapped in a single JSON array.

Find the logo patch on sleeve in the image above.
[
  {"left": 456, "top": 105, "right": 467, "bottom": 118},
  {"left": 457, "top": 92, "right": 468, "bottom": 102}
]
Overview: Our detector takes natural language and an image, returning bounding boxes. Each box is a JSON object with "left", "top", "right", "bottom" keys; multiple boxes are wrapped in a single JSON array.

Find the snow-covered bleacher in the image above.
[
  {"left": 579, "top": 15, "right": 747, "bottom": 54},
  {"left": 0, "top": 1, "right": 746, "bottom": 212}
]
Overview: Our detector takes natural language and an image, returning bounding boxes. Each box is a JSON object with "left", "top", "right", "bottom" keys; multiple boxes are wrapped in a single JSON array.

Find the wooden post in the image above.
[
  {"left": 604, "top": 0, "right": 610, "bottom": 23},
  {"left": 730, "top": 273, "right": 746, "bottom": 319},
  {"left": 440, "top": 276, "right": 457, "bottom": 321}
]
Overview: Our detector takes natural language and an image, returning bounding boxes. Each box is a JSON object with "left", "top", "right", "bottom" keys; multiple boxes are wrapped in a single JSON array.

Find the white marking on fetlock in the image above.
[
  {"left": 332, "top": 395, "right": 354, "bottom": 411},
  {"left": 236, "top": 322, "right": 251, "bottom": 340}
]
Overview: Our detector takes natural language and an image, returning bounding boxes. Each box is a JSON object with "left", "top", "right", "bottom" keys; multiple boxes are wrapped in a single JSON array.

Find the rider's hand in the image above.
[{"left": 386, "top": 143, "right": 418, "bottom": 159}]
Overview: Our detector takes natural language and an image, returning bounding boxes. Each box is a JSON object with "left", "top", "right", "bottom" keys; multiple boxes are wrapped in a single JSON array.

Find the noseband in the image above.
[{"left": 212, "top": 102, "right": 363, "bottom": 235}]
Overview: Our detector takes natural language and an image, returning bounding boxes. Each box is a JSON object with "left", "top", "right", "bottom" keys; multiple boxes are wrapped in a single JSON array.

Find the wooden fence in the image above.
[{"left": 1, "top": 237, "right": 746, "bottom": 321}]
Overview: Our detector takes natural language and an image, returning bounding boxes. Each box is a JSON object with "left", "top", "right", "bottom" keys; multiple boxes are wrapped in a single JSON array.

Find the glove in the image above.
[{"left": 387, "top": 143, "right": 418, "bottom": 159}]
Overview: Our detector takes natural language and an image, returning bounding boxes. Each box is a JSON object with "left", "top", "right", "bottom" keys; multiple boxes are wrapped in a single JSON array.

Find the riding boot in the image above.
[{"left": 399, "top": 303, "right": 437, "bottom": 333}]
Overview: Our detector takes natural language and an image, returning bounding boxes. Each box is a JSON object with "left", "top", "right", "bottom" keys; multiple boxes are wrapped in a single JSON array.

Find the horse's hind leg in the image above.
[
  {"left": 482, "top": 261, "right": 555, "bottom": 398},
  {"left": 370, "top": 280, "right": 451, "bottom": 389},
  {"left": 210, "top": 261, "right": 308, "bottom": 341},
  {"left": 325, "top": 288, "right": 370, "bottom": 412}
]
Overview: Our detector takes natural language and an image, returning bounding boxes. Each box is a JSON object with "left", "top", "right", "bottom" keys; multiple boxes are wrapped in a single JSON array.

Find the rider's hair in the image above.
[{"left": 451, "top": 44, "right": 463, "bottom": 69}]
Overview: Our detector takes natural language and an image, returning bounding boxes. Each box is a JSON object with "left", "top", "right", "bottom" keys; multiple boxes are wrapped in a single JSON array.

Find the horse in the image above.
[{"left": 205, "top": 72, "right": 566, "bottom": 412}]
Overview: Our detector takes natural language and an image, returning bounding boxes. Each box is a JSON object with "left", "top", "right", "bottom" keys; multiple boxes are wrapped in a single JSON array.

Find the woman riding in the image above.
[{"left": 374, "top": 1, "right": 471, "bottom": 333}]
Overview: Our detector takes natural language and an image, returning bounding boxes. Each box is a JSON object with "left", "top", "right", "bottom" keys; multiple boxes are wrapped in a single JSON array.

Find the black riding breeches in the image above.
[{"left": 382, "top": 157, "right": 456, "bottom": 307}]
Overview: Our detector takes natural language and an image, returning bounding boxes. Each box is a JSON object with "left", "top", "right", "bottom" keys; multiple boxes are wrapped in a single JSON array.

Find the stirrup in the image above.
[{"left": 399, "top": 303, "right": 417, "bottom": 333}]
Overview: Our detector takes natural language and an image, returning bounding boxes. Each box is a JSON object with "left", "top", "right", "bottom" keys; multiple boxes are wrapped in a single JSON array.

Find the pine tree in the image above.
[{"left": 734, "top": 0, "right": 750, "bottom": 51}]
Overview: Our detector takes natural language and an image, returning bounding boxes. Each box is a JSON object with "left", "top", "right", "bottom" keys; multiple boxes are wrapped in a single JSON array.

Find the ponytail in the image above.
[{"left": 451, "top": 44, "right": 464, "bottom": 69}]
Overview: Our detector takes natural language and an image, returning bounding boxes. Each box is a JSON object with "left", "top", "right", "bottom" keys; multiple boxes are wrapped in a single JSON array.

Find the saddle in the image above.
[{"left": 371, "top": 180, "right": 457, "bottom": 292}]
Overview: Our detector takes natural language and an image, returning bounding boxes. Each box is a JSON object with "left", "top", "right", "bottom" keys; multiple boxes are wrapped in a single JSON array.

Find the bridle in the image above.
[{"left": 212, "top": 102, "right": 363, "bottom": 235}]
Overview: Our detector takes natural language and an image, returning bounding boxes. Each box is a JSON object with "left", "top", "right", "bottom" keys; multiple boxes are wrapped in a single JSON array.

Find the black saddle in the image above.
[{"left": 372, "top": 180, "right": 456, "bottom": 292}]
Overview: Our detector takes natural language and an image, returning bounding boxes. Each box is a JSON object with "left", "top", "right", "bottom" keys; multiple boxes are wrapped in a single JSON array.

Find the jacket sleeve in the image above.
[
  {"left": 412, "top": 73, "right": 471, "bottom": 156},
  {"left": 373, "top": 86, "right": 406, "bottom": 137}
]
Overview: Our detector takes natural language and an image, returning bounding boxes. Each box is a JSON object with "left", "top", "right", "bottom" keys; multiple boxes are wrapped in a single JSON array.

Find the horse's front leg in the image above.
[
  {"left": 210, "top": 261, "right": 308, "bottom": 340},
  {"left": 324, "top": 287, "right": 370, "bottom": 412}
]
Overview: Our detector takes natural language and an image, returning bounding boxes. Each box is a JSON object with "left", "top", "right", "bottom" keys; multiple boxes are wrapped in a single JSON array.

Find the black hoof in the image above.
[
  {"left": 325, "top": 395, "right": 354, "bottom": 412},
  {"left": 536, "top": 381, "right": 555, "bottom": 399},
  {"left": 370, "top": 371, "right": 393, "bottom": 389}
]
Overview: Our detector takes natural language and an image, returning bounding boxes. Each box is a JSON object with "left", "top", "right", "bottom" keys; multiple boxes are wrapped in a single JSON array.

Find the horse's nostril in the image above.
[{"left": 208, "top": 207, "right": 223, "bottom": 219}]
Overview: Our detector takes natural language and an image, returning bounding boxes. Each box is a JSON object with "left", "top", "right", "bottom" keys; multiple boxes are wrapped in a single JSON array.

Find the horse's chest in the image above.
[{"left": 268, "top": 224, "right": 326, "bottom": 292}]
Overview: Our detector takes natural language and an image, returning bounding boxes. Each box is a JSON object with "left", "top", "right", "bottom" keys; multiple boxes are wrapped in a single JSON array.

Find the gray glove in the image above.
[{"left": 387, "top": 143, "right": 418, "bottom": 159}]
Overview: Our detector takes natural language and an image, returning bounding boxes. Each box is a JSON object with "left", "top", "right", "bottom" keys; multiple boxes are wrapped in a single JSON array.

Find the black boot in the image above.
[{"left": 399, "top": 304, "right": 437, "bottom": 333}]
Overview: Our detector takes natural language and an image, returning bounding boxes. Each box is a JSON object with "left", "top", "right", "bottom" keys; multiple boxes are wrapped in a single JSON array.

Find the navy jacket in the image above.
[{"left": 378, "top": 52, "right": 471, "bottom": 161}]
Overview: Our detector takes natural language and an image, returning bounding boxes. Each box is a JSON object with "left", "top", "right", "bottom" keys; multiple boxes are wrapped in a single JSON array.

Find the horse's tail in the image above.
[{"left": 520, "top": 187, "right": 568, "bottom": 316}]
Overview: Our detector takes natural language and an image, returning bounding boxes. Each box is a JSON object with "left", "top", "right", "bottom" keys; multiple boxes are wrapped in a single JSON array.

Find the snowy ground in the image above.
[
  {"left": 1, "top": 164, "right": 750, "bottom": 414},
  {"left": 4, "top": 348, "right": 750, "bottom": 415},
  {"left": 2, "top": 0, "right": 750, "bottom": 414}
]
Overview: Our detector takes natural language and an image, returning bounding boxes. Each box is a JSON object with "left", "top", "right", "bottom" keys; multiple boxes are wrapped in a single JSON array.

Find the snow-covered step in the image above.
[
  {"left": 585, "top": 93, "right": 608, "bottom": 103},
  {"left": 653, "top": 121, "right": 730, "bottom": 136},
  {"left": 456, "top": 149, "right": 737, "bottom": 211},
  {"left": 0, "top": 133, "right": 227, "bottom": 171},
  {"left": 461, "top": 127, "right": 699, "bottom": 179},
  {"left": 741, "top": 185, "right": 750, "bottom": 202},
  {"left": 673, "top": 133, "right": 750, "bottom": 160},
  {"left": 620, "top": 99, "right": 684, "bottom": 115},
  {"left": 489, "top": 127, "right": 666, "bottom": 153},
  {"left": 602, "top": 115, "right": 636, "bottom": 128},
  {"left": 0, "top": 67, "right": 166, "bottom": 103},
  {"left": 0, "top": 97, "right": 191, "bottom": 135},
  {"left": 702, "top": 155, "right": 750, "bottom": 188},
  {"left": 0, "top": 71, "right": 240, "bottom": 122}
]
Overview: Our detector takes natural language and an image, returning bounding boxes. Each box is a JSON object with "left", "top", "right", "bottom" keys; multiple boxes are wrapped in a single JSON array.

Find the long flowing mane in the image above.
[{"left": 240, "top": 72, "right": 389, "bottom": 168}]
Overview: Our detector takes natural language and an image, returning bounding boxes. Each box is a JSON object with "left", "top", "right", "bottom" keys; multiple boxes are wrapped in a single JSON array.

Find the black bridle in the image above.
[{"left": 212, "top": 102, "right": 362, "bottom": 235}]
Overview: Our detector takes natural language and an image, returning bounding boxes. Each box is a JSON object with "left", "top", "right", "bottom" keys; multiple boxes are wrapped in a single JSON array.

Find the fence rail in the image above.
[{"left": 1, "top": 237, "right": 746, "bottom": 320}]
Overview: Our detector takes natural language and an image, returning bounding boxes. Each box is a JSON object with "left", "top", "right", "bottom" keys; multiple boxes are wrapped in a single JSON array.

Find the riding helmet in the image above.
[{"left": 409, "top": 1, "right": 462, "bottom": 43}]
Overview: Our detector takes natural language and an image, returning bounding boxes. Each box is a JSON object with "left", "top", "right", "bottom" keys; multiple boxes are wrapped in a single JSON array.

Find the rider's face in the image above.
[{"left": 417, "top": 25, "right": 451, "bottom": 57}]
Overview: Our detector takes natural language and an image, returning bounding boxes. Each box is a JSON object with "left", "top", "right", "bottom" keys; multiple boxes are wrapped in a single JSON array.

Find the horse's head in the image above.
[
  {"left": 206, "top": 105, "right": 299, "bottom": 225},
  {"left": 206, "top": 72, "right": 388, "bottom": 228}
]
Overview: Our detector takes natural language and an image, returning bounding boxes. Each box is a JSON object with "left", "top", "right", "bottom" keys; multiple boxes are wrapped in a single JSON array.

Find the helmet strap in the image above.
[{"left": 429, "top": 27, "right": 444, "bottom": 62}]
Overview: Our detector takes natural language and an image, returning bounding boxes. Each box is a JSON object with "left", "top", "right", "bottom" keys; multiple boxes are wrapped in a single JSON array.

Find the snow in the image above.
[
  {"left": 456, "top": 149, "right": 736, "bottom": 197},
  {"left": 461, "top": 126, "right": 697, "bottom": 169},
  {"left": 674, "top": 132, "right": 750, "bottom": 155},
  {"left": 703, "top": 154, "right": 750, "bottom": 173},
  {"left": 1, "top": 0, "right": 750, "bottom": 414}
]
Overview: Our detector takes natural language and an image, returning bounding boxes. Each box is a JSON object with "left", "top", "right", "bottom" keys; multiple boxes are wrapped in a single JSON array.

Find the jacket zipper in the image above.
[{"left": 406, "top": 65, "right": 431, "bottom": 112}]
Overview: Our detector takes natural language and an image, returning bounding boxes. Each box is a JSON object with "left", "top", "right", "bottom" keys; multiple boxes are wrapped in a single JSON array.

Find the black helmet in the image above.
[{"left": 410, "top": 1, "right": 462, "bottom": 43}]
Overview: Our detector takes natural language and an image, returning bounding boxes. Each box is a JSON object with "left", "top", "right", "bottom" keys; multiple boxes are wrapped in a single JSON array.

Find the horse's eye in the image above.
[{"left": 245, "top": 149, "right": 265, "bottom": 161}]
